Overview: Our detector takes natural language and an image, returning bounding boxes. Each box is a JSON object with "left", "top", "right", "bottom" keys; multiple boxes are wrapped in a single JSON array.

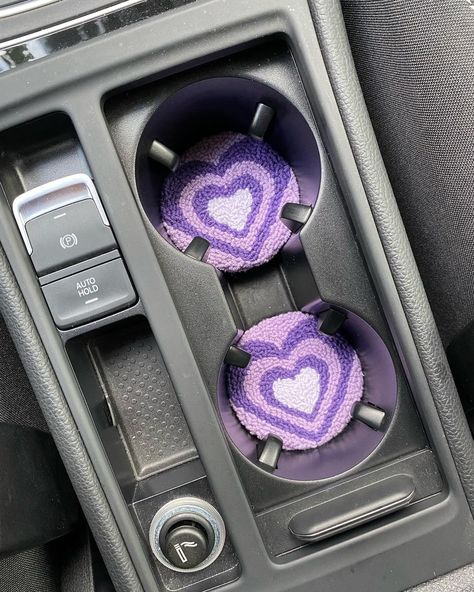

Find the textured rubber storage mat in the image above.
[{"left": 89, "top": 325, "right": 198, "bottom": 479}]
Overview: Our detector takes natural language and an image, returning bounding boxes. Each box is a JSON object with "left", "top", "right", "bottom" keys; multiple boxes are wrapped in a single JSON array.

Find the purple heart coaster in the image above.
[
  {"left": 160, "top": 132, "right": 300, "bottom": 273},
  {"left": 226, "top": 311, "right": 364, "bottom": 451}
]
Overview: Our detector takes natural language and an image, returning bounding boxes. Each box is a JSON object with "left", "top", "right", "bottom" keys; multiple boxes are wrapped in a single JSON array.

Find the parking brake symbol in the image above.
[
  {"left": 174, "top": 541, "right": 198, "bottom": 564},
  {"left": 60, "top": 233, "right": 78, "bottom": 249}
]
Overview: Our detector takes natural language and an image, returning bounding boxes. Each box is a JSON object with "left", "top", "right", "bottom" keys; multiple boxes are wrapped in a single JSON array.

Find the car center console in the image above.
[{"left": 0, "top": 1, "right": 473, "bottom": 592}]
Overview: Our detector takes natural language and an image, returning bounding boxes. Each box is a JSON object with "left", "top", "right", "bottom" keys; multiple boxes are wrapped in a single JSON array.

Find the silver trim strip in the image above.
[
  {"left": 0, "top": 0, "right": 145, "bottom": 50},
  {"left": 0, "top": 0, "right": 58, "bottom": 19},
  {"left": 12, "top": 173, "right": 110, "bottom": 254}
]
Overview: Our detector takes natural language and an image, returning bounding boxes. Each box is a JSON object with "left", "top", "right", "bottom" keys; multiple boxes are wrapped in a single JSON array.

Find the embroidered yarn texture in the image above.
[
  {"left": 226, "top": 312, "right": 364, "bottom": 450},
  {"left": 160, "top": 132, "right": 300, "bottom": 272}
]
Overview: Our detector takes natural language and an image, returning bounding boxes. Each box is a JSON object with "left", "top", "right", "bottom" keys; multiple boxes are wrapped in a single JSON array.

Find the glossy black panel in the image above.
[{"left": 0, "top": 0, "right": 193, "bottom": 73}]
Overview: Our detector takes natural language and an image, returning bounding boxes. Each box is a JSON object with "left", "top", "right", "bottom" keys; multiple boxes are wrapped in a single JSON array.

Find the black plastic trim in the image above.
[
  {"left": 288, "top": 475, "right": 415, "bottom": 543},
  {"left": 0, "top": 1, "right": 472, "bottom": 591}
]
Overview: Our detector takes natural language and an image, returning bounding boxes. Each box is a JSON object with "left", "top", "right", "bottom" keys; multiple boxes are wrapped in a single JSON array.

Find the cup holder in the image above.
[
  {"left": 219, "top": 307, "right": 397, "bottom": 481},
  {"left": 136, "top": 77, "right": 321, "bottom": 272},
  {"left": 135, "top": 76, "right": 396, "bottom": 483}
]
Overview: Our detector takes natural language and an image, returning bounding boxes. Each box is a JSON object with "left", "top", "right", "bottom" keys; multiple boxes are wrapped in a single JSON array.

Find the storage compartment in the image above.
[
  {"left": 67, "top": 316, "right": 199, "bottom": 488},
  {"left": 88, "top": 318, "right": 199, "bottom": 480},
  {"left": 0, "top": 113, "right": 90, "bottom": 199}
]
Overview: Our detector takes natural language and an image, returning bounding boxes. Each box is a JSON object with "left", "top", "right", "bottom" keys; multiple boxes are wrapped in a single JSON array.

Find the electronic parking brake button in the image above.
[
  {"left": 25, "top": 199, "right": 116, "bottom": 276},
  {"left": 42, "top": 259, "right": 136, "bottom": 329}
]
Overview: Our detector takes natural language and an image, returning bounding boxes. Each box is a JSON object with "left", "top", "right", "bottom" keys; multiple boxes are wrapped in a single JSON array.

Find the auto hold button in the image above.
[{"left": 42, "top": 258, "right": 136, "bottom": 329}]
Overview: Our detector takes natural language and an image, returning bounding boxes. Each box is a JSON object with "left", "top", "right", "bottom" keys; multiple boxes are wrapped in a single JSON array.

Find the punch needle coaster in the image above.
[
  {"left": 226, "top": 311, "right": 364, "bottom": 451},
  {"left": 160, "top": 131, "right": 300, "bottom": 273}
]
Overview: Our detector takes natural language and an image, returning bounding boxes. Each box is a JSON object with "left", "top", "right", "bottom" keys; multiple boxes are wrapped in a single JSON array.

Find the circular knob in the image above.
[
  {"left": 163, "top": 521, "right": 210, "bottom": 569},
  {"left": 149, "top": 497, "right": 226, "bottom": 573}
]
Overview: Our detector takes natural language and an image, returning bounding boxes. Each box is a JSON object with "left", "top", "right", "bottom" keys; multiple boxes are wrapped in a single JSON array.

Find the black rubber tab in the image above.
[
  {"left": 184, "top": 237, "right": 210, "bottom": 261},
  {"left": 317, "top": 308, "right": 347, "bottom": 336},
  {"left": 149, "top": 140, "right": 180, "bottom": 171},
  {"left": 257, "top": 435, "right": 283, "bottom": 472},
  {"left": 352, "top": 401, "right": 387, "bottom": 431},
  {"left": 280, "top": 202, "right": 312, "bottom": 231},
  {"left": 225, "top": 345, "right": 251, "bottom": 368},
  {"left": 248, "top": 103, "right": 275, "bottom": 139}
]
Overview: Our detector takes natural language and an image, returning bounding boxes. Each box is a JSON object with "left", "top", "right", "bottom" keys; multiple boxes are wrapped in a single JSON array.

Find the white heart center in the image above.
[
  {"left": 272, "top": 367, "right": 321, "bottom": 414},
  {"left": 207, "top": 188, "right": 253, "bottom": 231}
]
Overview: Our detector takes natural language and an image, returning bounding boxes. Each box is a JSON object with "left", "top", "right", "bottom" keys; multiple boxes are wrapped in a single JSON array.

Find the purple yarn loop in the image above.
[
  {"left": 160, "top": 131, "right": 300, "bottom": 272},
  {"left": 226, "top": 311, "right": 364, "bottom": 451}
]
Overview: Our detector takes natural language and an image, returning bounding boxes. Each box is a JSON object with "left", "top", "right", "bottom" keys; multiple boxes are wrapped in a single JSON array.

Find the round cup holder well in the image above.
[
  {"left": 135, "top": 77, "right": 321, "bottom": 271},
  {"left": 218, "top": 308, "right": 397, "bottom": 482}
]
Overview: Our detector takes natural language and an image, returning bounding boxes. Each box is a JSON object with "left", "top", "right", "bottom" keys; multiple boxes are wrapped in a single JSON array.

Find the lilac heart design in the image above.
[
  {"left": 192, "top": 174, "right": 262, "bottom": 240},
  {"left": 272, "top": 367, "right": 321, "bottom": 414},
  {"left": 208, "top": 188, "right": 253, "bottom": 231},
  {"left": 259, "top": 355, "right": 329, "bottom": 421},
  {"left": 226, "top": 312, "right": 364, "bottom": 451},
  {"left": 160, "top": 132, "right": 300, "bottom": 273}
]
